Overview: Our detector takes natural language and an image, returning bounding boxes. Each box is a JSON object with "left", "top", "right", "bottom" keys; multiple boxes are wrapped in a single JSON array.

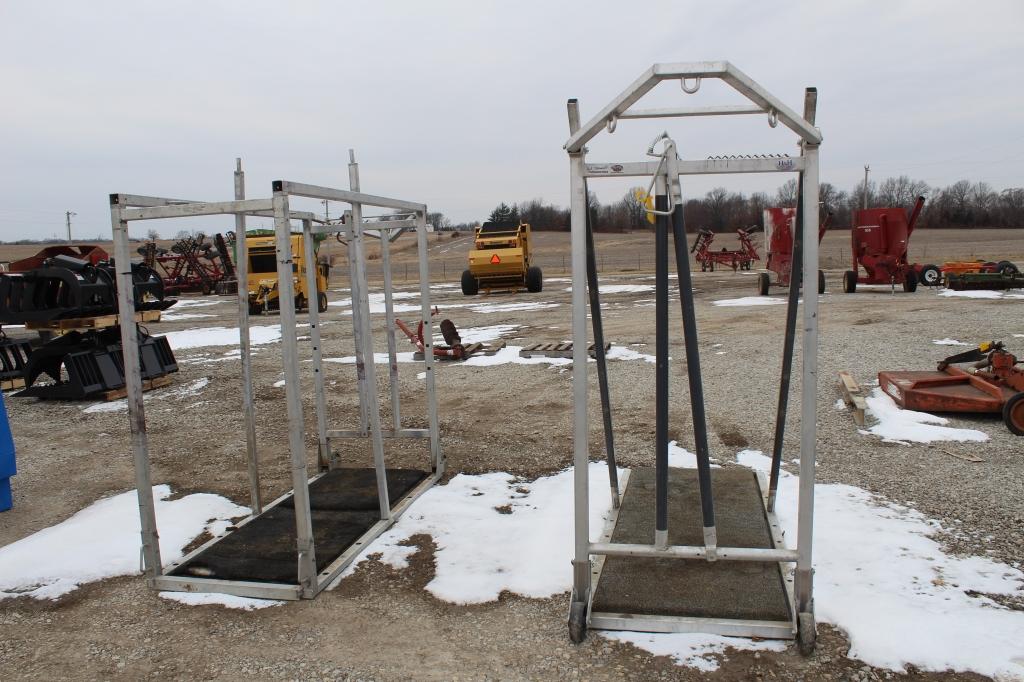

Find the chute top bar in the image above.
[{"left": 564, "top": 61, "right": 822, "bottom": 154}]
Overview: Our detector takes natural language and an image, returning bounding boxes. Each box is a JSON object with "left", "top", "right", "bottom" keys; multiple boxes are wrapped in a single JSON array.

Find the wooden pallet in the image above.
[
  {"left": 519, "top": 341, "right": 611, "bottom": 359},
  {"left": 100, "top": 375, "right": 173, "bottom": 401},
  {"left": 413, "top": 341, "right": 507, "bottom": 362},
  {"left": 838, "top": 370, "right": 868, "bottom": 427},
  {"left": 0, "top": 377, "right": 25, "bottom": 392},
  {"left": 25, "top": 310, "right": 162, "bottom": 331}
]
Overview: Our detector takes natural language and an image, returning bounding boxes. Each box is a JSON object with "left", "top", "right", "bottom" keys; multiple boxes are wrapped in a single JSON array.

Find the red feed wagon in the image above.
[
  {"left": 842, "top": 196, "right": 925, "bottom": 293},
  {"left": 757, "top": 207, "right": 828, "bottom": 295}
]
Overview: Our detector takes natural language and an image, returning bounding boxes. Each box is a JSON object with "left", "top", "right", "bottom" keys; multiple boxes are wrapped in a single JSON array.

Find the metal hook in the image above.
[
  {"left": 681, "top": 77, "right": 701, "bottom": 94},
  {"left": 767, "top": 109, "right": 778, "bottom": 128},
  {"left": 606, "top": 115, "right": 617, "bottom": 134}
]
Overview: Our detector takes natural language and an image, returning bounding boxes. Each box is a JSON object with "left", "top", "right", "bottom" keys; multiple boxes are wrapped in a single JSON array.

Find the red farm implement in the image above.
[
  {"left": 757, "top": 207, "right": 829, "bottom": 295},
  {"left": 879, "top": 341, "right": 1024, "bottom": 436},
  {"left": 842, "top": 196, "right": 926, "bottom": 294},
  {"left": 9, "top": 245, "right": 109, "bottom": 272},
  {"left": 143, "top": 233, "right": 235, "bottom": 296},
  {"left": 394, "top": 308, "right": 503, "bottom": 361},
  {"left": 691, "top": 227, "right": 759, "bottom": 272}
]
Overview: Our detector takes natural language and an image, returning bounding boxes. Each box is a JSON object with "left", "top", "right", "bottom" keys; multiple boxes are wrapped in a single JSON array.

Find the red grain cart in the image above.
[
  {"left": 757, "top": 207, "right": 828, "bottom": 295},
  {"left": 691, "top": 228, "right": 759, "bottom": 272},
  {"left": 842, "top": 196, "right": 925, "bottom": 293}
]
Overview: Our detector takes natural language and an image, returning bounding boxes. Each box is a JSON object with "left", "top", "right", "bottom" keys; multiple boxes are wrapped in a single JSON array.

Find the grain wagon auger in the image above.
[
  {"left": 112, "top": 154, "right": 443, "bottom": 601},
  {"left": 564, "top": 61, "right": 821, "bottom": 653}
]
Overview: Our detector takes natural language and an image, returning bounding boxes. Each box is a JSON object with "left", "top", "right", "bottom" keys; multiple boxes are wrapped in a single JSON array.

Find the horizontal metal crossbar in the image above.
[
  {"left": 274, "top": 180, "right": 426, "bottom": 213},
  {"left": 564, "top": 61, "right": 821, "bottom": 152},
  {"left": 590, "top": 541, "right": 799, "bottom": 562},
  {"left": 618, "top": 104, "right": 762, "bottom": 119},
  {"left": 585, "top": 157, "right": 804, "bottom": 178}
]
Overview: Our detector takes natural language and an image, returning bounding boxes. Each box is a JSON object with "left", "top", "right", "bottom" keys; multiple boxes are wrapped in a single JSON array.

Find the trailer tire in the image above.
[
  {"left": 920, "top": 264, "right": 941, "bottom": 286},
  {"left": 318, "top": 292, "right": 328, "bottom": 313},
  {"left": 843, "top": 270, "right": 857, "bottom": 293},
  {"left": 818, "top": 269, "right": 826, "bottom": 294},
  {"left": 758, "top": 272, "right": 770, "bottom": 296},
  {"left": 997, "top": 260, "right": 1019, "bottom": 276},
  {"left": 903, "top": 269, "right": 918, "bottom": 293},
  {"left": 461, "top": 269, "right": 479, "bottom": 296},
  {"left": 526, "top": 266, "right": 543, "bottom": 293},
  {"left": 1004, "top": 393, "right": 1024, "bottom": 436}
]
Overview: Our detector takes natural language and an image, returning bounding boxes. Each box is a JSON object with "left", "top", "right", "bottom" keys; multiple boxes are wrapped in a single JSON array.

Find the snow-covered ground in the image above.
[
  {"left": 864, "top": 387, "right": 989, "bottom": 444},
  {"left": 163, "top": 325, "right": 282, "bottom": 349},
  {"left": 712, "top": 296, "right": 786, "bottom": 307},
  {"left": 82, "top": 377, "right": 210, "bottom": 414},
  {"left": 939, "top": 288, "right": 1024, "bottom": 300},
  {"left": 0, "top": 485, "right": 247, "bottom": 600}
]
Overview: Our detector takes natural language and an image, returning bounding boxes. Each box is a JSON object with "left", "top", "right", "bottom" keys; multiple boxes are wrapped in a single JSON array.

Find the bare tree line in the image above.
[{"left": 438, "top": 177, "right": 1024, "bottom": 233}]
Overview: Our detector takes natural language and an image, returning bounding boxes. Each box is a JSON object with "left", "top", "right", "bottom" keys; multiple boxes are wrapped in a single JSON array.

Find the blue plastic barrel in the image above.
[{"left": 0, "top": 393, "right": 15, "bottom": 512}]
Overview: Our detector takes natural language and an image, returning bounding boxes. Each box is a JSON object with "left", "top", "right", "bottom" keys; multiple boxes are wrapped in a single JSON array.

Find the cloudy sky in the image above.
[{"left": 1, "top": 1, "right": 1021, "bottom": 240}]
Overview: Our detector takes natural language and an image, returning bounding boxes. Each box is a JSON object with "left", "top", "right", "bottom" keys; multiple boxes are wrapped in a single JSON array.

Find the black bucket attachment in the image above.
[
  {"left": 0, "top": 337, "right": 32, "bottom": 382},
  {"left": 16, "top": 327, "right": 177, "bottom": 400}
]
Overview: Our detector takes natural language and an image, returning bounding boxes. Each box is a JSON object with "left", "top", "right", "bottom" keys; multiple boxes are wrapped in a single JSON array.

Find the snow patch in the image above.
[
  {"left": 564, "top": 284, "right": 654, "bottom": 294},
  {"left": 712, "top": 296, "right": 786, "bottom": 307},
  {"left": 164, "top": 325, "right": 281, "bottom": 349},
  {"left": 470, "top": 302, "right": 560, "bottom": 313},
  {"left": 0, "top": 486, "right": 248, "bottom": 600},
  {"left": 939, "top": 288, "right": 1024, "bottom": 300},
  {"left": 604, "top": 632, "right": 786, "bottom": 672},
  {"left": 864, "top": 388, "right": 989, "bottom": 444},
  {"left": 82, "top": 378, "right": 210, "bottom": 414},
  {"left": 932, "top": 338, "right": 968, "bottom": 346},
  {"left": 159, "top": 591, "right": 283, "bottom": 610}
]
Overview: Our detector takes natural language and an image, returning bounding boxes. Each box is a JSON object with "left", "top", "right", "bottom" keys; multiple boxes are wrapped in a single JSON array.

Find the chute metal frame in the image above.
[
  {"left": 564, "top": 62, "right": 822, "bottom": 649},
  {"left": 109, "top": 151, "right": 442, "bottom": 600}
]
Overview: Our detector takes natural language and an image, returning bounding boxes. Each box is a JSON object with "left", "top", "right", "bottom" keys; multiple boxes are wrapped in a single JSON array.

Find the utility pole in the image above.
[
  {"left": 65, "top": 211, "right": 77, "bottom": 243},
  {"left": 322, "top": 200, "right": 330, "bottom": 221},
  {"left": 862, "top": 165, "right": 870, "bottom": 210}
]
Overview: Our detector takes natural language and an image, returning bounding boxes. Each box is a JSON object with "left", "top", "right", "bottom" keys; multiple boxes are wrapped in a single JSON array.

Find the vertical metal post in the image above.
[
  {"left": 379, "top": 228, "right": 402, "bottom": 432},
  {"left": 348, "top": 151, "right": 391, "bottom": 519},
  {"left": 654, "top": 176, "right": 670, "bottom": 550},
  {"left": 303, "top": 219, "right": 329, "bottom": 470},
  {"left": 569, "top": 148, "right": 591, "bottom": 605},
  {"left": 345, "top": 218, "right": 370, "bottom": 435},
  {"left": 415, "top": 212, "right": 442, "bottom": 473},
  {"left": 234, "top": 159, "right": 261, "bottom": 513},
  {"left": 795, "top": 143, "right": 821, "bottom": 615},
  {"left": 110, "top": 197, "right": 162, "bottom": 577},
  {"left": 272, "top": 191, "right": 317, "bottom": 593},
  {"left": 666, "top": 147, "right": 717, "bottom": 552}
]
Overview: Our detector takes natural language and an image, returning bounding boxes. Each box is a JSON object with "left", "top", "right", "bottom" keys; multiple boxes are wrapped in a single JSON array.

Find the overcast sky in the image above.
[{"left": 1, "top": 1, "right": 1022, "bottom": 240}]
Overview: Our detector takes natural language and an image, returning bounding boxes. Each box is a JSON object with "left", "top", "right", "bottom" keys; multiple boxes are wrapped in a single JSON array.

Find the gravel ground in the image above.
[{"left": 1, "top": 232, "right": 1022, "bottom": 680}]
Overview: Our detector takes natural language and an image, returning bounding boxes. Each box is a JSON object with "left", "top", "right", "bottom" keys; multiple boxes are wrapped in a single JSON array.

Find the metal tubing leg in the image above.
[
  {"left": 303, "top": 220, "right": 329, "bottom": 471},
  {"left": 272, "top": 192, "right": 318, "bottom": 593},
  {"left": 669, "top": 198, "right": 717, "bottom": 551},
  {"left": 415, "top": 212, "right": 442, "bottom": 474},
  {"left": 583, "top": 182, "right": 619, "bottom": 507},
  {"left": 767, "top": 184, "right": 803, "bottom": 511},
  {"left": 110, "top": 201, "right": 162, "bottom": 577},
  {"left": 380, "top": 230, "right": 402, "bottom": 432},
  {"left": 654, "top": 188, "right": 670, "bottom": 549},
  {"left": 234, "top": 159, "right": 262, "bottom": 513},
  {"left": 346, "top": 225, "right": 370, "bottom": 435}
]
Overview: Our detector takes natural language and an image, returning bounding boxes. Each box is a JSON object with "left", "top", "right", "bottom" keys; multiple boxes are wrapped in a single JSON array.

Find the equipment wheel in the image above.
[
  {"left": 201, "top": 281, "right": 212, "bottom": 296},
  {"left": 461, "top": 269, "right": 479, "bottom": 296},
  {"left": 525, "top": 266, "right": 543, "bottom": 293},
  {"left": 1003, "top": 393, "right": 1024, "bottom": 436},
  {"left": 709, "top": 261, "right": 715, "bottom": 272},
  {"left": 817, "top": 269, "right": 826, "bottom": 294},
  {"left": 317, "top": 292, "right": 328, "bottom": 313},
  {"left": 797, "top": 612, "right": 817, "bottom": 656},
  {"left": 568, "top": 601, "right": 588, "bottom": 644},
  {"left": 903, "top": 269, "right": 918, "bottom": 293},
  {"left": 997, "top": 260, "right": 1019, "bottom": 276},
  {"left": 700, "top": 263, "right": 707, "bottom": 272},
  {"left": 920, "top": 264, "right": 941, "bottom": 286},
  {"left": 248, "top": 301, "right": 262, "bottom": 316},
  {"left": 757, "top": 272, "right": 770, "bottom": 296},
  {"left": 842, "top": 270, "right": 857, "bottom": 294},
  {"left": 295, "top": 294, "right": 306, "bottom": 311}
]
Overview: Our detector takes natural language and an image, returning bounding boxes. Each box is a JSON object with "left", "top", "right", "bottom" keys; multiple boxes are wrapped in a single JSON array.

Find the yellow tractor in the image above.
[
  {"left": 246, "top": 233, "right": 329, "bottom": 315},
  {"left": 461, "top": 221, "right": 542, "bottom": 295}
]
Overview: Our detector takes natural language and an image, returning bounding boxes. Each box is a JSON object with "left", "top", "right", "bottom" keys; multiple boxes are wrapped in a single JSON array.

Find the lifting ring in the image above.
[
  {"left": 767, "top": 109, "right": 779, "bottom": 128},
  {"left": 606, "top": 115, "right": 618, "bottom": 134},
  {"left": 681, "top": 77, "right": 701, "bottom": 94}
]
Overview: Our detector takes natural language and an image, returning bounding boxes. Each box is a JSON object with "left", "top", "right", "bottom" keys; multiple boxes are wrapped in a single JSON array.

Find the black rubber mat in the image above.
[
  {"left": 170, "top": 467, "right": 429, "bottom": 584},
  {"left": 591, "top": 467, "right": 791, "bottom": 623}
]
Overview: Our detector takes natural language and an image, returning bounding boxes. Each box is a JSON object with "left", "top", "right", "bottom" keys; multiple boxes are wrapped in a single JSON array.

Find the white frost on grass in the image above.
[
  {"left": 0, "top": 485, "right": 247, "bottom": 600},
  {"left": 932, "top": 338, "right": 968, "bottom": 346},
  {"left": 159, "top": 591, "right": 283, "bottom": 610},
  {"left": 334, "top": 463, "right": 620, "bottom": 603},
  {"left": 164, "top": 325, "right": 281, "bottom": 349},
  {"left": 564, "top": 284, "right": 654, "bottom": 294},
  {"left": 864, "top": 388, "right": 989, "bottom": 444},
  {"left": 82, "top": 378, "right": 211, "bottom": 414},
  {"left": 713, "top": 296, "right": 786, "bottom": 307},
  {"left": 602, "top": 632, "right": 786, "bottom": 672},
  {"left": 469, "top": 302, "right": 560, "bottom": 313}
]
